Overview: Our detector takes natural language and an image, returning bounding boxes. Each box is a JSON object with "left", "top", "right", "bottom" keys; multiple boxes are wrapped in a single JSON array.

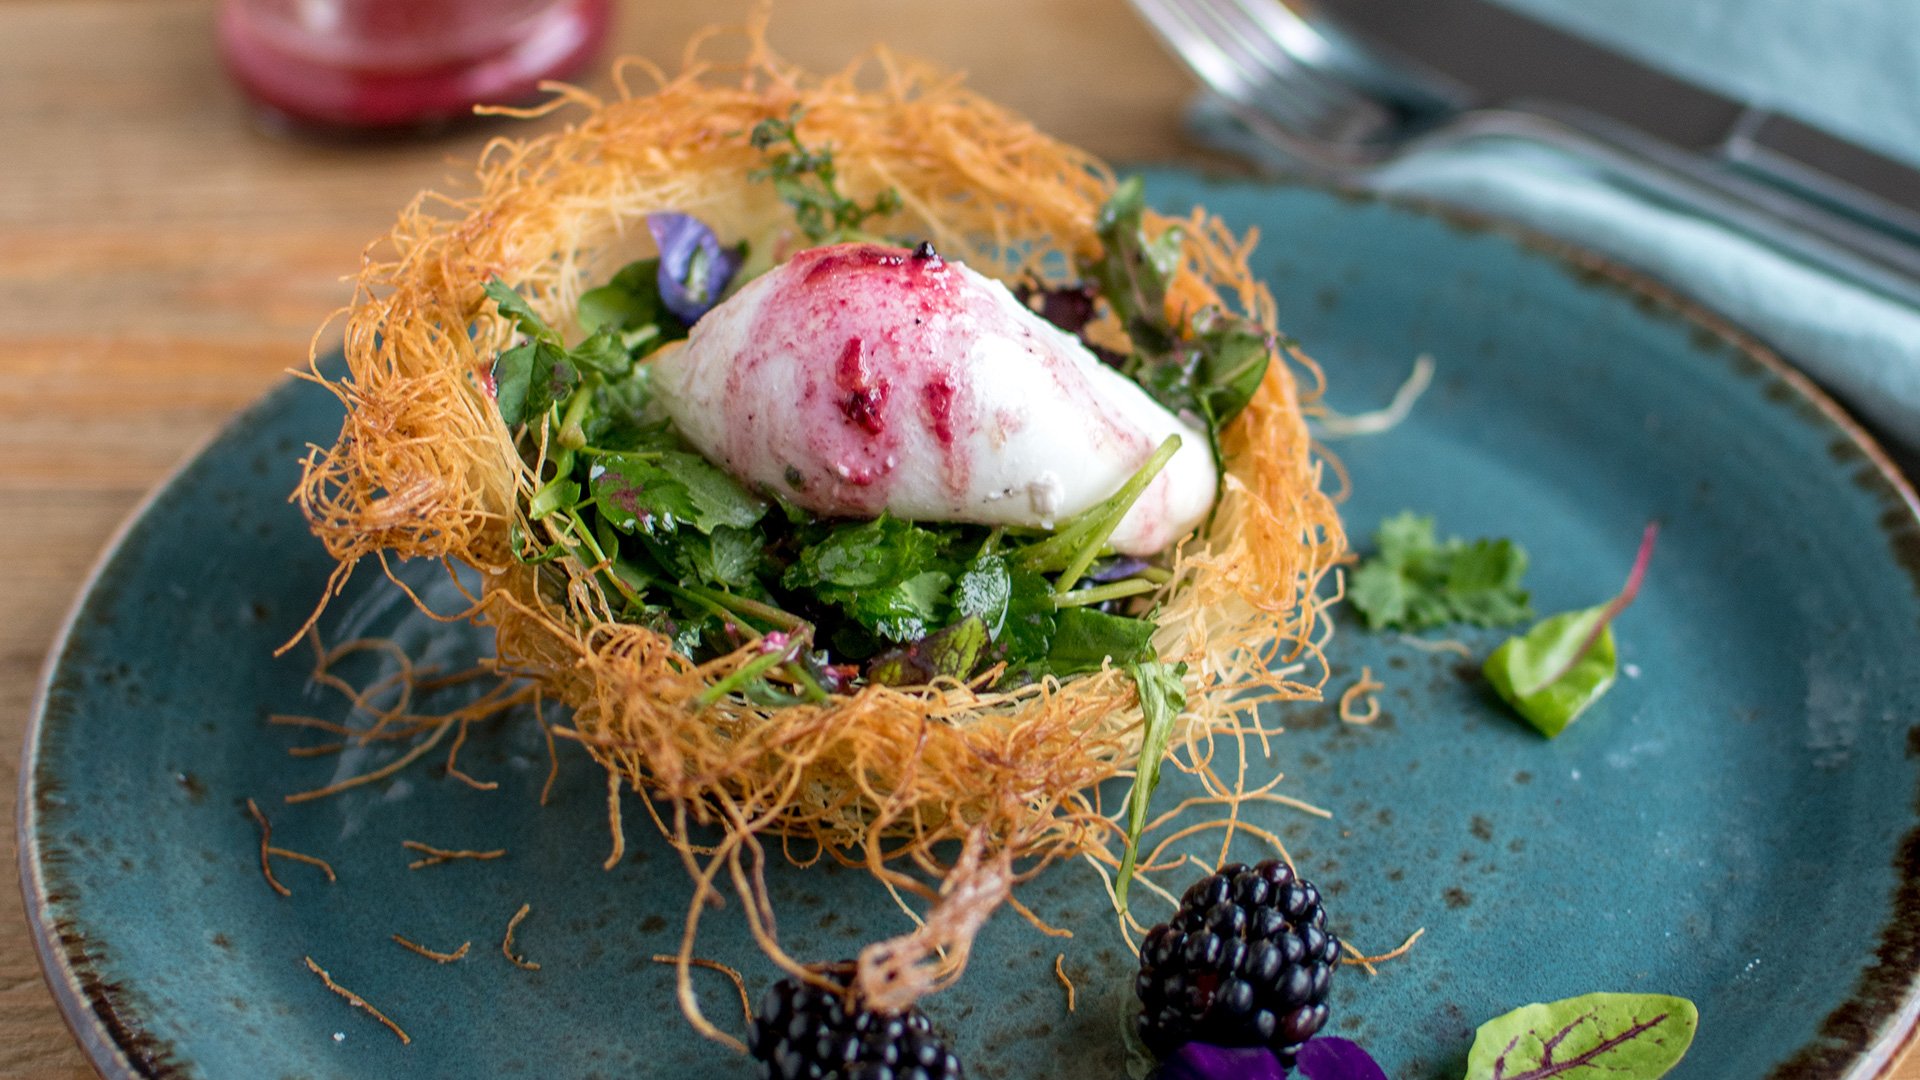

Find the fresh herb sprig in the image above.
[
  {"left": 1079, "top": 176, "right": 1277, "bottom": 477},
  {"left": 749, "top": 106, "right": 902, "bottom": 243}
]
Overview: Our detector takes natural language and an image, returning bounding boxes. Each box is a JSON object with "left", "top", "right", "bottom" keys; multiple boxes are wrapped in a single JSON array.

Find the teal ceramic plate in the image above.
[{"left": 22, "top": 171, "right": 1920, "bottom": 1080}]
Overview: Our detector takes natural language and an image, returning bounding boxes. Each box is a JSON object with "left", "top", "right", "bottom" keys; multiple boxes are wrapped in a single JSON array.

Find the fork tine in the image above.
[{"left": 1129, "top": 0, "right": 1399, "bottom": 151}]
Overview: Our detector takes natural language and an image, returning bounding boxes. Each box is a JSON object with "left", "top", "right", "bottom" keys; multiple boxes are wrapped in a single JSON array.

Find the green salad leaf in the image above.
[
  {"left": 1484, "top": 524, "right": 1657, "bottom": 738},
  {"left": 1044, "top": 608, "right": 1157, "bottom": 677},
  {"left": 589, "top": 450, "right": 767, "bottom": 537},
  {"left": 1347, "top": 511, "right": 1532, "bottom": 631},
  {"left": 1114, "top": 660, "right": 1189, "bottom": 912},
  {"left": 1466, "top": 992, "right": 1698, "bottom": 1080}
]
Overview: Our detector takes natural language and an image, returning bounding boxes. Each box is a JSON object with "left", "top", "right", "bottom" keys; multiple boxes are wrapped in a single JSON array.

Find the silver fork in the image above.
[{"left": 1129, "top": 0, "right": 1920, "bottom": 309}]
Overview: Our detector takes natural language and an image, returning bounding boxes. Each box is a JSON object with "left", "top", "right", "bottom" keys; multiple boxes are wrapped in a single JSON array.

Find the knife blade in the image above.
[{"left": 1302, "top": 0, "right": 1920, "bottom": 238}]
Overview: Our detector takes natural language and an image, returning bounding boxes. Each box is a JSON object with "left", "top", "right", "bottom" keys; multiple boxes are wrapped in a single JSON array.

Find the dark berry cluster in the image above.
[
  {"left": 747, "top": 965, "right": 964, "bottom": 1080},
  {"left": 1135, "top": 860, "right": 1339, "bottom": 1065}
]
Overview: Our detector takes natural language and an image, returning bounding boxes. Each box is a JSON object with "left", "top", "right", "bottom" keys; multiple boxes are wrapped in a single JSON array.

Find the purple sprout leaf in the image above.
[
  {"left": 1466, "top": 993, "right": 1698, "bottom": 1080},
  {"left": 1154, "top": 1042, "right": 1287, "bottom": 1080},
  {"left": 1296, "top": 1037, "right": 1389, "bottom": 1080},
  {"left": 646, "top": 212, "right": 742, "bottom": 324}
]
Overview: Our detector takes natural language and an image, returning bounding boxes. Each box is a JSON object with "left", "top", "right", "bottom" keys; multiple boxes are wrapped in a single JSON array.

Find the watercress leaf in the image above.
[
  {"left": 1465, "top": 992, "right": 1698, "bottom": 1080},
  {"left": 1191, "top": 309, "right": 1271, "bottom": 426},
  {"left": 656, "top": 450, "right": 768, "bottom": 532},
  {"left": 533, "top": 343, "right": 579, "bottom": 418},
  {"left": 583, "top": 368, "right": 658, "bottom": 448},
  {"left": 492, "top": 342, "right": 538, "bottom": 427},
  {"left": 783, "top": 514, "right": 941, "bottom": 592},
  {"left": 868, "top": 615, "right": 990, "bottom": 686},
  {"left": 676, "top": 525, "right": 766, "bottom": 591},
  {"left": 999, "top": 566, "right": 1059, "bottom": 660},
  {"left": 578, "top": 258, "right": 666, "bottom": 334},
  {"left": 483, "top": 279, "right": 560, "bottom": 345},
  {"left": 954, "top": 554, "right": 1012, "bottom": 638},
  {"left": 1294, "top": 1038, "right": 1388, "bottom": 1080},
  {"left": 589, "top": 454, "right": 698, "bottom": 536},
  {"left": 1085, "top": 176, "right": 1177, "bottom": 348},
  {"left": 860, "top": 569, "right": 953, "bottom": 643},
  {"left": 1115, "top": 660, "right": 1187, "bottom": 911},
  {"left": 1044, "top": 608, "right": 1157, "bottom": 677},
  {"left": 567, "top": 328, "right": 632, "bottom": 376},
  {"left": 648, "top": 212, "right": 743, "bottom": 324},
  {"left": 527, "top": 478, "right": 578, "bottom": 521},
  {"left": 1483, "top": 607, "right": 1618, "bottom": 738}
]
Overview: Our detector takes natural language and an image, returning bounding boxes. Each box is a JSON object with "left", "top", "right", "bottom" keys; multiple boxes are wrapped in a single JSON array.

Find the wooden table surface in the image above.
[{"left": 1, "top": 2, "right": 1913, "bottom": 1078}]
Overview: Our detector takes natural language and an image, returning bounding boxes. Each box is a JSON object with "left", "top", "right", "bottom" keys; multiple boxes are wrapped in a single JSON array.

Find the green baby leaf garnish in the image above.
[
  {"left": 589, "top": 450, "right": 766, "bottom": 537},
  {"left": 1485, "top": 524, "right": 1657, "bottom": 737},
  {"left": 1115, "top": 660, "right": 1188, "bottom": 912},
  {"left": 868, "top": 615, "right": 991, "bottom": 686},
  {"left": 1347, "top": 512, "right": 1532, "bottom": 631},
  {"left": 1466, "top": 992, "right": 1697, "bottom": 1080},
  {"left": 1083, "top": 178, "right": 1272, "bottom": 435},
  {"left": 749, "top": 106, "right": 902, "bottom": 243},
  {"left": 491, "top": 341, "right": 578, "bottom": 428},
  {"left": 483, "top": 279, "right": 562, "bottom": 346},
  {"left": 1044, "top": 608, "right": 1157, "bottom": 677}
]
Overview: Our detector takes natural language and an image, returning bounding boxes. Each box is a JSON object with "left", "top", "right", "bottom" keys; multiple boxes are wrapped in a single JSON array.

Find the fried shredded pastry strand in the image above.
[
  {"left": 291, "top": 16, "right": 1345, "bottom": 1025},
  {"left": 304, "top": 956, "right": 411, "bottom": 1044}
]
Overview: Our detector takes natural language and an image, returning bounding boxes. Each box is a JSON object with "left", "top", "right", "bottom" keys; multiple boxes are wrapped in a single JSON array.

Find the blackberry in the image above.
[
  {"left": 746, "top": 964, "right": 965, "bottom": 1080},
  {"left": 1134, "top": 860, "right": 1340, "bottom": 1066}
]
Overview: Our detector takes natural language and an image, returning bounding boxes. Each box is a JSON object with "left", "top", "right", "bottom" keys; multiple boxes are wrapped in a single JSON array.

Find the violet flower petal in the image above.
[
  {"left": 647, "top": 212, "right": 740, "bottom": 324},
  {"left": 1155, "top": 1043, "right": 1287, "bottom": 1080},
  {"left": 1295, "top": 1037, "right": 1389, "bottom": 1080},
  {"left": 1087, "top": 556, "right": 1151, "bottom": 584}
]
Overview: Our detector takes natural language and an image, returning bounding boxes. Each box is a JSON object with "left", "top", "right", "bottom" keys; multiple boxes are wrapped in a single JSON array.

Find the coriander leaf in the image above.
[
  {"left": 999, "top": 565, "right": 1059, "bottom": 661},
  {"left": 1044, "top": 607, "right": 1157, "bottom": 677},
  {"left": 1466, "top": 992, "right": 1697, "bottom": 1080},
  {"left": 484, "top": 279, "right": 561, "bottom": 345},
  {"left": 868, "top": 615, "right": 990, "bottom": 686},
  {"left": 1346, "top": 512, "right": 1532, "bottom": 631},
  {"left": 1484, "top": 610, "right": 1617, "bottom": 738},
  {"left": 582, "top": 369, "right": 658, "bottom": 449},
  {"left": 579, "top": 258, "right": 670, "bottom": 334},
  {"left": 1115, "top": 660, "right": 1187, "bottom": 912}
]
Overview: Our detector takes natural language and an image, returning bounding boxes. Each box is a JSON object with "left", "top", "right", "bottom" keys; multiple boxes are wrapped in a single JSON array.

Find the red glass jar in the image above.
[{"left": 217, "top": 0, "right": 613, "bottom": 132}]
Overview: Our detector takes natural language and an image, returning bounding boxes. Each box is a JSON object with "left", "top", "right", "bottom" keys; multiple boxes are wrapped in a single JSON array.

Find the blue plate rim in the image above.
[{"left": 17, "top": 178, "right": 1920, "bottom": 1080}]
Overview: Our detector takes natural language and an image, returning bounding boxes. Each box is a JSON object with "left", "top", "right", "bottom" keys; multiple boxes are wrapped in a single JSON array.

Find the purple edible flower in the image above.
[
  {"left": 647, "top": 212, "right": 741, "bottom": 324},
  {"left": 1086, "top": 555, "right": 1151, "bottom": 583},
  {"left": 1295, "top": 1038, "right": 1388, "bottom": 1080},
  {"left": 1155, "top": 1043, "right": 1287, "bottom": 1080}
]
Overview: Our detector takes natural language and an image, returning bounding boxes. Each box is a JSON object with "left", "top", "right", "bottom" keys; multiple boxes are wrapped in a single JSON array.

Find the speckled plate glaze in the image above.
[{"left": 22, "top": 170, "right": 1920, "bottom": 1080}]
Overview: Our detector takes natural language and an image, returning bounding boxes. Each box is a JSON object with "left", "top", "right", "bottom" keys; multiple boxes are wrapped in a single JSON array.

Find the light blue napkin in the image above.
[{"left": 1184, "top": 0, "right": 1920, "bottom": 455}]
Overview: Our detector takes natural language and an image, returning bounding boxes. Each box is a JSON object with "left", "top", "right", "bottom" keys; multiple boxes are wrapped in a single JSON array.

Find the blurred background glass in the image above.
[{"left": 217, "top": 0, "right": 613, "bottom": 131}]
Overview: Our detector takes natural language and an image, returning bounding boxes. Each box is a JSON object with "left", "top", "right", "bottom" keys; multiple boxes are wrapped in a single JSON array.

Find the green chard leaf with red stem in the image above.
[{"left": 1483, "top": 523, "right": 1659, "bottom": 737}]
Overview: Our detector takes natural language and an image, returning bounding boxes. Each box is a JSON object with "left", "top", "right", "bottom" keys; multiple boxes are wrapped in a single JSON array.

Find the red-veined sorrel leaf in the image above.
[{"left": 1466, "top": 992, "right": 1698, "bottom": 1080}]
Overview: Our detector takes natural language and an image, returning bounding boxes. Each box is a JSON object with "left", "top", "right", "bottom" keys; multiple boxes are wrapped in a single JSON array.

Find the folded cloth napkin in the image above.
[
  {"left": 1187, "top": 103, "right": 1920, "bottom": 456},
  {"left": 1183, "top": 35, "right": 1920, "bottom": 461}
]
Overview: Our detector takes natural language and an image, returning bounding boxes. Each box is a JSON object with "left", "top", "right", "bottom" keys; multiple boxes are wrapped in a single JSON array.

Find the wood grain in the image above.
[{"left": 0, "top": 2, "right": 1912, "bottom": 1078}]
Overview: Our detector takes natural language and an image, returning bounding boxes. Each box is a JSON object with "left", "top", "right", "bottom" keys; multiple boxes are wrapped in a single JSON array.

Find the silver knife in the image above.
[{"left": 1146, "top": 0, "right": 1920, "bottom": 308}]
